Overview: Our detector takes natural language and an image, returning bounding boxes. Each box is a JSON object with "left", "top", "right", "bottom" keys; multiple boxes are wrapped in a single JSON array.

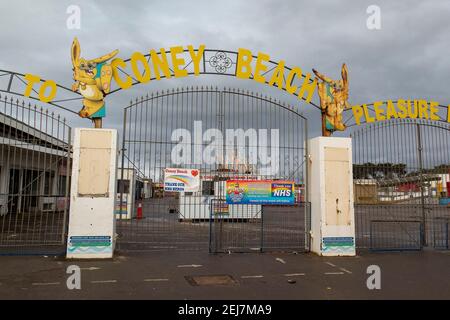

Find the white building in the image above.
[{"left": 0, "top": 112, "right": 70, "bottom": 216}]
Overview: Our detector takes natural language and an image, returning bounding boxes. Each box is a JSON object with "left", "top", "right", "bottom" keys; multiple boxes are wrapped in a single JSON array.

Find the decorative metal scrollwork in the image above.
[{"left": 209, "top": 52, "right": 233, "bottom": 73}]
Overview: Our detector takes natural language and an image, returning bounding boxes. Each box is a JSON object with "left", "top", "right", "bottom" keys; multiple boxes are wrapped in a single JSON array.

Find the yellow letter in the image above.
[
  {"left": 170, "top": 46, "right": 188, "bottom": 78},
  {"left": 236, "top": 48, "right": 253, "bottom": 79},
  {"left": 188, "top": 44, "right": 205, "bottom": 75},
  {"left": 386, "top": 100, "right": 398, "bottom": 119},
  {"left": 111, "top": 58, "right": 132, "bottom": 89},
  {"left": 418, "top": 100, "right": 429, "bottom": 119},
  {"left": 130, "top": 51, "right": 151, "bottom": 83},
  {"left": 254, "top": 52, "right": 270, "bottom": 84},
  {"left": 447, "top": 104, "right": 450, "bottom": 123},
  {"left": 352, "top": 105, "right": 364, "bottom": 125},
  {"left": 23, "top": 74, "right": 41, "bottom": 97},
  {"left": 39, "top": 80, "right": 57, "bottom": 103},
  {"left": 397, "top": 99, "right": 408, "bottom": 118},
  {"left": 297, "top": 73, "right": 317, "bottom": 103},
  {"left": 363, "top": 104, "right": 375, "bottom": 123},
  {"left": 150, "top": 48, "right": 171, "bottom": 80},
  {"left": 285, "top": 67, "right": 302, "bottom": 94},
  {"left": 268, "top": 60, "right": 285, "bottom": 90},
  {"left": 408, "top": 100, "right": 418, "bottom": 118},
  {"left": 429, "top": 101, "right": 440, "bottom": 121},
  {"left": 374, "top": 101, "right": 385, "bottom": 121}
]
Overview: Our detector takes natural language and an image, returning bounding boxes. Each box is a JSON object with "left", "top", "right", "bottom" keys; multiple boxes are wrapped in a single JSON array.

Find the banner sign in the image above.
[
  {"left": 164, "top": 168, "right": 200, "bottom": 192},
  {"left": 226, "top": 180, "right": 295, "bottom": 205},
  {"left": 211, "top": 199, "right": 229, "bottom": 216}
]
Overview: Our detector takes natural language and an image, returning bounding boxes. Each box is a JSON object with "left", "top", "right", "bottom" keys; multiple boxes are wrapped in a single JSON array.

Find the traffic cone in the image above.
[{"left": 137, "top": 201, "right": 143, "bottom": 219}]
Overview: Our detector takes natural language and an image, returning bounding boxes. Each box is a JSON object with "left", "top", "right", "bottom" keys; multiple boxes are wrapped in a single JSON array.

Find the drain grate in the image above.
[{"left": 185, "top": 274, "right": 238, "bottom": 286}]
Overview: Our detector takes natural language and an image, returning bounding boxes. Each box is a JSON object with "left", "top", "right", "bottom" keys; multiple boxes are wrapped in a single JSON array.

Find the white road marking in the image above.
[
  {"left": 32, "top": 282, "right": 60, "bottom": 286},
  {"left": 324, "top": 272, "right": 344, "bottom": 275},
  {"left": 81, "top": 267, "right": 101, "bottom": 271},
  {"left": 241, "top": 275, "right": 264, "bottom": 279},
  {"left": 144, "top": 278, "right": 169, "bottom": 282},
  {"left": 177, "top": 264, "right": 202, "bottom": 268},
  {"left": 275, "top": 258, "right": 286, "bottom": 264},
  {"left": 325, "top": 262, "right": 336, "bottom": 267},
  {"left": 90, "top": 280, "right": 117, "bottom": 283},
  {"left": 284, "top": 273, "right": 305, "bottom": 277},
  {"left": 339, "top": 267, "right": 352, "bottom": 274}
]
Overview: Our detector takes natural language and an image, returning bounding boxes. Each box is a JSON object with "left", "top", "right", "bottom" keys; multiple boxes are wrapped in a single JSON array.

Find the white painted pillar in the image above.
[
  {"left": 308, "top": 137, "right": 356, "bottom": 256},
  {"left": 66, "top": 128, "right": 118, "bottom": 259}
]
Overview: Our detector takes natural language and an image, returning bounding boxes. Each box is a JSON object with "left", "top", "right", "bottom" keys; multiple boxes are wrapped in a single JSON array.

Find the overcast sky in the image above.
[{"left": 1, "top": 0, "right": 449, "bottom": 137}]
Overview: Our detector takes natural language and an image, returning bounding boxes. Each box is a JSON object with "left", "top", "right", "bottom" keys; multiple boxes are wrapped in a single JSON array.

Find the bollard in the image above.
[{"left": 137, "top": 201, "right": 143, "bottom": 219}]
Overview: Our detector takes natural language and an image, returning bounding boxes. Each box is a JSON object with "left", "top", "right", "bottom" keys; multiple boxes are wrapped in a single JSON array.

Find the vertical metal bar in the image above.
[
  {"left": 304, "top": 117, "right": 309, "bottom": 251},
  {"left": 119, "top": 106, "right": 127, "bottom": 233},
  {"left": 416, "top": 123, "right": 426, "bottom": 246},
  {"left": 260, "top": 205, "right": 264, "bottom": 253},
  {"left": 61, "top": 126, "right": 71, "bottom": 245}
]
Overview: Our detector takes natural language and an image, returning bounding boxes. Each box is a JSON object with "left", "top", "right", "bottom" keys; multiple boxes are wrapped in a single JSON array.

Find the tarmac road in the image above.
[{"left": 0, "top": 249, "right": 449, "bottom": 300}]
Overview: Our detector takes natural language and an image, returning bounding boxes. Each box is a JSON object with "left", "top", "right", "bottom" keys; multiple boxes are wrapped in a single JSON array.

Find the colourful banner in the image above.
[
  {"left": 164, "top": 168, "right": 200, "bottom": 192},
  {"left": 226, "top": 180, "right": 295, "bottom": 205}
]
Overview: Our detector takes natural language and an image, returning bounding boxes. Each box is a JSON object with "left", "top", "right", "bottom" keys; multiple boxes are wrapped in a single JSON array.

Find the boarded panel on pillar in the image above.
[
  {"left": 78, "top": 130, "right": 112, "bottom": 197},
  {"left": 324, "top": 147, "right": 350, "bottom": 226}
]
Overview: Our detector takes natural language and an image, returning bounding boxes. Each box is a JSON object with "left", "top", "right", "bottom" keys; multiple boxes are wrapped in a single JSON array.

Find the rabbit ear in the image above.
[
  {"left": 92, "top": 49, "right": 119, "bottom": 64},
  {"left": 71, "top": 37, "right": 80, "bottom": 67},
  {"left": 341, "top": 63, "right": 348, "bottom": 82}
]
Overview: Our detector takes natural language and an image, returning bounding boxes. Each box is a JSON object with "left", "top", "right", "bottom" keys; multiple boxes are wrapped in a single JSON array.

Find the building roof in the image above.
[{"left": 0, "top": 112, "right": 69, "bottom": 156}]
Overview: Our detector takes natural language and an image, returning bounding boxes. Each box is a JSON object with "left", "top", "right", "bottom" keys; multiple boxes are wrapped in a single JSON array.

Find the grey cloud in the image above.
[{"left": 0, "top": 0, "right": 449, "bottom": 137}]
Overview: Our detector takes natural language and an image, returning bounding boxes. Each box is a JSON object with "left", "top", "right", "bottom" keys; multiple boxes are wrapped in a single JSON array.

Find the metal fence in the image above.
[
  {"left": 0, "top": 95, "right": 71, "bottom": 255},
  {"left": 117, "top": 88, "right": 309, "bottom": 253},
  {"left": 351, "top": 119, "right": 450, "bottom": 251}
]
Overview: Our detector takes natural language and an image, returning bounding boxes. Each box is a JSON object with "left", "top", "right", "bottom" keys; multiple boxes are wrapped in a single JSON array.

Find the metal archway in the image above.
[
  {"left": 0, "top": 47, "right": 322, "bottom": 117},
  {"left": 0, "top": 69, "right": 81, "bottom": 115}
]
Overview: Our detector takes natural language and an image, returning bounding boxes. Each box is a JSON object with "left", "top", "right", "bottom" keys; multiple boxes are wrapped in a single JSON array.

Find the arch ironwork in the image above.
[{"left": 0, "top": 48, "right": 322, "bottom": 117}]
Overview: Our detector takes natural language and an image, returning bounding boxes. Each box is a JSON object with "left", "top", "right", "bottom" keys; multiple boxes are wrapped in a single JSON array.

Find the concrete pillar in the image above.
[
  {"left": 308, "top": 137, "right": 356, "bottom": 256},
  {"left": 66, "top": 128, "right": 118, "bottom": 259}
]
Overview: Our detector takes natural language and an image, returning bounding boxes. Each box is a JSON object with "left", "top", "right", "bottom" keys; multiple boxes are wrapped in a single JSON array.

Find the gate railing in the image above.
[
  {"left": 0, "top": 95, "right": 72, "bottom": 255},
  {"left": 117, "top": 87, "right": 309, "bottom": 253},
  {"left": 351, "top": 119, "right": 450, "bottom": 251}
]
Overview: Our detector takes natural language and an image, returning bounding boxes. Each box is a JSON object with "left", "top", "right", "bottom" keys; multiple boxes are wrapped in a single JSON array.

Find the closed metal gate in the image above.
[
  {"left": 351, "top": 119, "right": 450, "bottom": 251},
  {"left": 117, "top": 87, "right": 309, "bottom": 253},
  {"left": 0, "top": 95, "right": 72, "bottom": 255}
]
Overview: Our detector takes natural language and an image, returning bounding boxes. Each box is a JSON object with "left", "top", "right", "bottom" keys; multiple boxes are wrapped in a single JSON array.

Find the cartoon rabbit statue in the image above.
[{"left": 71, "top": 37, "right": 118, "bottom": 128}]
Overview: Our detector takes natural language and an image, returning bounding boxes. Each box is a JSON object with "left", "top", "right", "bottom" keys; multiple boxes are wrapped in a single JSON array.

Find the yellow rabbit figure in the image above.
[{"left": 71, "top": 37, "right": 118, "bottom": 128}]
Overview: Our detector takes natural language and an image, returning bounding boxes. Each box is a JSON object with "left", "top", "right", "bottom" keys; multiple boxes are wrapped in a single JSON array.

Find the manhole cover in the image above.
[{"left": 185, "top": 274, "right": 238, "bottom": 286}]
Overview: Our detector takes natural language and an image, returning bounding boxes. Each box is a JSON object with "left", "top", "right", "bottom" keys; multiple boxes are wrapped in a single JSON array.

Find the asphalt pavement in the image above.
[{"left": 0, "top": 249, "right": 449, "bottom": 299}]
